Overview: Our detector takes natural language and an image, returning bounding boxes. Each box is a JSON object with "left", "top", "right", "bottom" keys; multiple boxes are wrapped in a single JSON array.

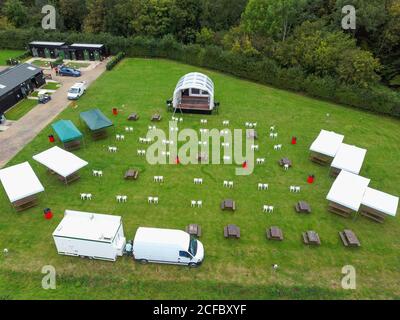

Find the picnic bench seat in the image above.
[
  {"left": 302, "top": 231, "right": 321, "bottom": 245},
  {"left": 279, "top": 158, "right": 292, "bottom": 167},
  {"left": 128, "top": 113, "right": 139, "bottom": 121},
  {"left": 57, "top": 172, "right": 80, "bottom": 185},
  {"left": 151, "top": 114, "right": 162, "bottom": 122},
  {"left": 266, "top": 227, "right": 284, "bottom": 241},
  {"left": 186, "top": 224, "right": 202, "bottom": 237},
  {"left": 295, "top": 201, "right": 312, "bottom": 214},
  {"left": 309, "top": 152, "right": 332, "bottom": 166},
  {"left": 224, "top": 224, "right": 240, "bottom": 239},
  {"left": 221, "top": 199, "right": 236, "bottom": 211},
  {"left": 339, "top": 229, "right": 360, "bottom": 247},
  {"left": 12, "top": 195, "right": 39, "bottom": 212},
  {"left": 63, "top": 140, "right": 81, "bottom": 151},
  {"left": 328, "top": 202, "right": 352, "bottom": 218},
  {"left": 91, "top": 129, "right": 108, "bottom": 140},
  {"left": 124, "top": 169, "right": 139, "bottom": 180}
]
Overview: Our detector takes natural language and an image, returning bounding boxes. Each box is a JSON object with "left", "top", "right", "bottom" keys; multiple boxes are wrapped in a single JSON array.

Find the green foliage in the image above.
[
  {"left": 2, "top": 0, "right": 28, "bottom": 28},
  {"left": 196, "top": 27, "right": 215, "bottom": 46},
  {"left": 5, "top": 49, "right": 30, "bottom": 65},
  {"left": 106, "top": 51, "right": 126, "bottom": 70}
]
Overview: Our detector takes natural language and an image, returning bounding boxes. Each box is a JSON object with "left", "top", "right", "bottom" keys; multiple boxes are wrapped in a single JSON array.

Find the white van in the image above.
[
  {"left": 67, "top": 81, "right": 86, "bottom": 100},
  {"left": 132, "top": 227, "right": 204, "bottom": 267}
]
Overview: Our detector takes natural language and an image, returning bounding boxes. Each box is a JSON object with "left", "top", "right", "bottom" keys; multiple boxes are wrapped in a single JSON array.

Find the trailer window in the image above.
[{"left": 188, "top": 238, "right": 198, "bottom": 256}]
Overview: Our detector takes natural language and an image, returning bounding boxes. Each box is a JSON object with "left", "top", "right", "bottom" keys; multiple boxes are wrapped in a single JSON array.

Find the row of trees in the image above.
[{"left": 0, "top": 0, "right": 398, "bottom": 91}]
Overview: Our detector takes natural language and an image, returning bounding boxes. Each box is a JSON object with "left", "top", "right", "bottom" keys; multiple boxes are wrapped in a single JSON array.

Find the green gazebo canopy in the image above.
[
  {"left": 51, "top": 120, "right": 83, "bottom": 143},
  {"left": 80, "top": 108, "right": 113, "bottom": 131}
]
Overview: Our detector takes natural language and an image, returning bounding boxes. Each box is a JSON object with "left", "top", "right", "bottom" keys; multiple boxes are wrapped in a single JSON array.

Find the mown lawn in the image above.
[
  {"left": 5, "top": 99, "right": 38, "bottom": 120},
  {"left": 0, "top": 58, "right": 399, "bottom": 300},
  {"left": 0, "top": 49, "right": 26, "bottom": 65}
]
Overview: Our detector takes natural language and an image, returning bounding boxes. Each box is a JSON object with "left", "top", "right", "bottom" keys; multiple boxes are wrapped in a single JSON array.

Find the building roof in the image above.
[
  {"left": 29, "top": 41, "right": 66, "bottom": 46},
  {"left": 51, "top": 120, "right": 83, "bottom": 143},
  {"left": 0, "top": 63, "right": 43, "bottom": 97},
  {"left": 361, "top": 187, "right": 399, "bottom": 217},
  {"left": 0, "top": 162, "right": 44, "bottom": 203},
  {"left": 326, "top": 170, "right": 371, "bottom": 211},
  {"left": 33, "top": 146, "right": 88, "bottom": 178},
  {"left": 80, "top": 108, "right": 113, "bottom": 131},
  {"left": 70, "top": 43, "right": 104, "bottom": 49},
  {"left": 331, "top": 143, "right": 367, "bottom": 175},
  {"left": 53, "top": 210, "right": 122, "bottom": 243},
  {"left": 309, "top": 130, "right": 345, "bottom": 157}
]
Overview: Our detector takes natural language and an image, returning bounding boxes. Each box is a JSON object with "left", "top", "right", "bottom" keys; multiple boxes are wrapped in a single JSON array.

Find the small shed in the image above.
[
  {"left": 309, "top": 130, "right": 344, "bottom": 165},
  {"left": 0, "top": 63, "right": 46, "bottom": 114},
  {"left": 29, "top": 41, "right": 66, "bottom": 59},
  {"left": 172, "top": 73, "right": 215, "bottom": 113},
  {"left": 69, "top": 43, "right": 106, "bottom": 61},
  {"left": 0, "top": 162, "right": 44, "bottom": 211},
  {"left": 80, "top": 108, "right": 114, "bottom": 140},
  {"left": 360, "top": 188, "right": 399, "bottom": 223},
  {"left": 33, "top": 146, "right": 88, "bottom": 184},
  {"left": 53, "top": 210, "right": 126, "bottom": 261},
  {"left": 326, "top": 170, "right": 370, "bottom": 218},
  {"left": 330, "top": 143, "right": 367, "bottom": 176},
  {"left": 51, "top": 120, "right": 83, "bottom": 151}
]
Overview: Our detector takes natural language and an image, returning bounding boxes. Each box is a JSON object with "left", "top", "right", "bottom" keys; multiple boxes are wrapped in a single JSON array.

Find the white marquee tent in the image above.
[
  {"left": 310, "top": 130, "right": 345, "bottom": 158},
  {"left": 331, "top": 143, "right": 367, "bottom": 175},
  {"left": 361, "top": 187, "right": 399, "bottom": 218},
  {"left": 33, "top": 146, "right": 88, "bottom": 184},
  {"left": 0, "top": 162, "right": 44, "bottom": 210},
  {"left": 173, "top": 72, "right": 215, "bottom": 111}
]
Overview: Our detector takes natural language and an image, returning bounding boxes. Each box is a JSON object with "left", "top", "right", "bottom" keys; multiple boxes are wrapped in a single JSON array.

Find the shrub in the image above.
[
  {"left": 106, "top": 52, "right": 125, "bottom": 71},
  {"left": 6, "top": 50, "right": 30, "bottom": 65}
]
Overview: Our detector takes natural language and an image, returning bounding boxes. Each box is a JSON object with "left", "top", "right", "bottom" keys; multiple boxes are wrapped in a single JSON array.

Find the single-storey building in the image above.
[
  {"left": 29, "top": 41, "right": 66, "bottom": 59},
  {"left": 0, "top": 63, "right": 46, "bottom": 114},
  {"left": 172, "top": 72, "right": 216, "bottom": 113},
  {"left": 68, "top": 43, "right": 107, "bottom": 61}
]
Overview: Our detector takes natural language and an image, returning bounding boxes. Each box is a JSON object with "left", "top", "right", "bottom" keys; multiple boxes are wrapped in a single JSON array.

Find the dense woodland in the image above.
[{"left": 0, "top": 0, "right": 399, "bottom": 115}]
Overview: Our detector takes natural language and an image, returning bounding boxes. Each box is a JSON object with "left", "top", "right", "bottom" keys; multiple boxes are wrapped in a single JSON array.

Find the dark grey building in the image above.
[
  {"left": 0, "top": 63, "right": 46, "bottom": 114},
  {"left": 29, "top": 41, "right": 67, "bottom": 59}
]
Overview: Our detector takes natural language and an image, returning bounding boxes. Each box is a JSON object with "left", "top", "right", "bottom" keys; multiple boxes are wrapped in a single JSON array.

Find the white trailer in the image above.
[
  {"left": 52, "top": 210, "right": 126, "bottom": 261},
  {"left": 132, "top": 227, "right": 204, "bottom": 267}
]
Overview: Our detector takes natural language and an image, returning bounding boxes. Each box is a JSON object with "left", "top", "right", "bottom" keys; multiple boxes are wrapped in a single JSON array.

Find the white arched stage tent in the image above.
[{"left": 171, "top": 72, "right": 217, "bottom": 113}]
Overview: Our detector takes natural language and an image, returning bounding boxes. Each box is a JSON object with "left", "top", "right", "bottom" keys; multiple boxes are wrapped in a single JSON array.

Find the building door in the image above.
[
  {"left": 71, "top": 51, "right": 76, "bottom": 60},
  {"left": 32, "top": 48, "right": 38, "bottom": 57},
  {"left": 83, "top": 50, "right": 90, "bottom": 61},
  {"left": 58, "top": 50, "right": 65, "bottom": 59},
  {"left": 94, "top": 50, "right": 100, "bottom": 61},
  {"left": 44, "top": 48, "right": 51, "bottom": 59}
]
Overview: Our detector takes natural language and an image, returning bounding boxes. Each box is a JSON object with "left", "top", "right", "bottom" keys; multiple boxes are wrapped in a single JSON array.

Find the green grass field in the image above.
[
  {"left": 5, "top": 99, "right": 38, "bottom": 120},
  {"left": 0, "top": 58, "right": 399, "bottom": 300},
  {"left": 42, "top": 82, "right": 61, "bottom": 90},
  {"left": 0, "top": 49, "right": 25, "bottom": 65}
]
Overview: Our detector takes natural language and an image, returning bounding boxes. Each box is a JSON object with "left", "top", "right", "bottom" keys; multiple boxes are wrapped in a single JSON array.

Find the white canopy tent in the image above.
[
  {"left": 326, "top": 170, "right": 370, "bottom": 216},
  {"left": 331, "top": 143, "right": 367, "bottom": 176},
  {"left": 360, "top": 187, "right": 399, "bottom": 221},
  {"left": 0, "top": 162, "right": 44, "bottom": 210},
  {"left": 33, "top": 146, "right": 88, "bottom": 184},
  {"left": 173, "top": 72, "right": 215, "bottom": 111},
  {"left": 53, "top": 210, "right": 126, "bottom": 261},
  {"left": 310, "top": 130, "right": 345, "bottom": 157}
]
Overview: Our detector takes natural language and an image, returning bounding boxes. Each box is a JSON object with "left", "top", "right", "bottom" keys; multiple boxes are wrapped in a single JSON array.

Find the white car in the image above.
[{"left": 67, "top": 81, "right": 86, "bottom": 100}]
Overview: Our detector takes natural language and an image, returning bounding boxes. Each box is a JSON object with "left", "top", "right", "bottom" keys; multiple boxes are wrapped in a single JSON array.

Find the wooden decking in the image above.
[{"left": 178, "top": 96, "right": 210, "bottom": 111}]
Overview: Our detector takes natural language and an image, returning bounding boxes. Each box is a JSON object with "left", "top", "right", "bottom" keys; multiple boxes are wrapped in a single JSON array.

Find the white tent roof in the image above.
[
  {"left": 0, "top": 162, "right": 44, "bottom": 203},
  {"left": 326, "top": 170, "right": 371, "bottom": 211},
  {"left": 33, "top": 146, "right": 88, "bottom": 178},
  {"left": 331, "top": 143, "right": 367, "bottom": 175},
  {"left": 53, "top": 210, "right": 122, "bottom": 243},
  {"left": 310, "top": 130, "right": 345, "bottom": 157},
  {"left": 361, "top": 187, "right": 399, "bottom": 217},
  {"left": 174, "top": 72, "right": 214, "bottom": 96}
]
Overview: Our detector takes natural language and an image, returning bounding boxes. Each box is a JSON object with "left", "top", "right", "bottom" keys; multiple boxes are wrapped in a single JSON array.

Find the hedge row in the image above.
[
  {"left": 106, "top": 52, "right": 125, "bottom": 70},
  {"left": 0, "top": 28, "right": 399, "bottom": 117},
  {"left": 6, "top": 50, "right": 31, "bottom": 65}
]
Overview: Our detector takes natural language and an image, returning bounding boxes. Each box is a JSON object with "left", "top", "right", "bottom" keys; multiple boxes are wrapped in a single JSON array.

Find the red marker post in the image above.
[
  {"left": 307, "top": 175, "right": 315, "bottom": 184},
  {"left": 112, "top": 108, "right": 118, "bottom": 116},
  {"left": 48, "top": 135, "right": 55, "bottom": 143},
  {"left": 291, "top": 136, "right": 297, "bottom": 145}
]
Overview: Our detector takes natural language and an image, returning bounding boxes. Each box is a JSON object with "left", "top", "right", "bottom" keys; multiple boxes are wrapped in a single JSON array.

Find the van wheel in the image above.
[
  {"left": 189, "top": 263, "right": 198, "bottom": 268},
  {"left": 139, "top": 259, "right": 148, "bottom": 264}
]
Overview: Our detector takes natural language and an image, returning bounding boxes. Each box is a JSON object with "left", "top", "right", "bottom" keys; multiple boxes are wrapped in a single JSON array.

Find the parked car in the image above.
[
  {"left": 131, "top": 227, "right": 205, "bottom": 267},
  {"left": 59, "top": 67, "right": 81, "bottom": 77},
  {"left": 68, "top": 81, "right": 87, "bottom": 100},
  {"left": 38, "top": 90, "right": 52, "bottom": 104}
]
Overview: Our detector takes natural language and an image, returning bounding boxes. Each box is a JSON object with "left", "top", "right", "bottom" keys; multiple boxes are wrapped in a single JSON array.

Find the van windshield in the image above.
[
  {"left": 188, "top": 238, "right": 197, "bottom": 256},
  {"left": 69, "top": 88, "right": 79, "bottom": 93}
]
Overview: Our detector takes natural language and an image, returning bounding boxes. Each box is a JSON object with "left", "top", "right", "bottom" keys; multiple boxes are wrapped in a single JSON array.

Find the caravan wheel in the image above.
[
  {"left": 139, "top": 259, "right": 148, "bottom": 264},
  {"left": 189, "top": 263, "right": 198, "bottom": 268}
]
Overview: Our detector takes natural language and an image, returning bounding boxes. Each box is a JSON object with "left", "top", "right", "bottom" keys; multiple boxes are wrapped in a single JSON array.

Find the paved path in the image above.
[{"left": 0, "top": 60, "right": 108, "bottom": 168}]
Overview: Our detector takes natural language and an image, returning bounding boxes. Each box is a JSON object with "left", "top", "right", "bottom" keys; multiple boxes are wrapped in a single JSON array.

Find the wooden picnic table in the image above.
[
  {"left": 295, "top": 201, "right": 312, "bottom": 213},
  {"left": 221, "top": 199, "right": 236, "bottom": 211},
  {"left": 128, "top": 113, "right": 139, "bottom": 121},
  {"left": 186, "top": 224, "right": 202, "bottom": 237},
  {"left": 279, "top": 158, "right": 292, "bottom": 167},
  {"left": 247, "top": 130, "right": 258, "bottom": 139},
  {"left": 124, "top": 169, "right": 139, "bottom": 180},
  {"left": 151, "top": 114, "right": 162, "bottom": 122},
  {"left": 63, "top": 139, "right": 81, "bottom": 151},
  {"left": 12, "top": 195, "right": 39, "bottom": 212},
  {"left": 197, "top": 153, "right": 208, "bottom": 162},
  {"left": 339, "top": 229, "right": 361, "bottom": 247},
  {"left": 224, "top": 224, "right": 240, "bottom": 239},
  {"left": 303, "top": 231, "right": 321, "bottom": 245},
  {"left": 267, "top": 227, "right": 284, "bottom": 241}
]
